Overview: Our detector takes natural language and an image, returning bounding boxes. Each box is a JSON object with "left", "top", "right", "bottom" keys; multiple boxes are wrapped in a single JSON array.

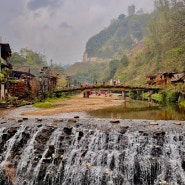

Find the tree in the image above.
[
  {"left": 109, "top": 60, "right": 120, "bottom": 79},
  {"left": 118, "top": 14, "right": 126, "bottom": 21},
  {"left": 146, "top": 0, "right": 185, "bottom": 71},
  {"left": 120, "top": 55, "right": 129, "bottom": 67}
]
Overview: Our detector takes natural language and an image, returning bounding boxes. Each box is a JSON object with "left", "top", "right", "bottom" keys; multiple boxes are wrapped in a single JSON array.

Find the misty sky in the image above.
[{"left": 0, "top": 0, "right": 154, "bottom": 65}]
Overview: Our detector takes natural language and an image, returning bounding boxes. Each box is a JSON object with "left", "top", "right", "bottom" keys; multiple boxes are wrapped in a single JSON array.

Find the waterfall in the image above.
[{"left": 0, "top": 118, "right": 185, "bottom": 185}]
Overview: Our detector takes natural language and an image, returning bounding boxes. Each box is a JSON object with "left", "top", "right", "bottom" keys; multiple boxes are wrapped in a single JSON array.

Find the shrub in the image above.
[
  {"left": 165, "top": 91, "right": 179, "bottom": 103},
  {"left": 179, "top": 100, "right": 185, "bottom": 108},
  {"left": 151, "top": 93, "right": 164, "bottom": 104}
]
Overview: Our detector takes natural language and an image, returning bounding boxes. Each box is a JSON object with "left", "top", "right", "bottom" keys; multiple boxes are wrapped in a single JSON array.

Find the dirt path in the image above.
[{"left": 22, "top": 93, "right": 126, "bottom": 116}]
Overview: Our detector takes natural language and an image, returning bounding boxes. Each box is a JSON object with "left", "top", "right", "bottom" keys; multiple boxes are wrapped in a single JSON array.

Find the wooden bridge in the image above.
[{"left": 54, "top": 85, "right": 162, "bottom": 99}]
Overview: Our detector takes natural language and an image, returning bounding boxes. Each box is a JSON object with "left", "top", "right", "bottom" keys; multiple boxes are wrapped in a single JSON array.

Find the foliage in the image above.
[
  {"left": 10, "top": 48, "right": 65, "bottom": 78},
  {"left": 20, "top": 100, "right": 31, "bottom": 106},
  {"left": 179, "top": 100, "right": 185, "bottom": 108},
  {"left": 66, "top": 61, "right": 109, "bottom": 85},
  {"left": 85, "top": 13, "right": 153, "bottom": 59},
  {"left": 141, "top": 92, "right": 150, "bottom": 100},
  {"left": 120, "top": 55, "right": 129, "bottom": 67},
  {"left": 151, "top": 93, "right": 164, "bottom": 103},
  {"left": 145, "top": 0, "right": 185, "bottom": 72},
  {"left": 109, "top": 60, "right": 120, "bottom": 79},
  {"left": 8, "top": 97, "right": 18, "bottom": 106},
  {"left": 165, "top": 90, "right": 179, "bottom": 103}
]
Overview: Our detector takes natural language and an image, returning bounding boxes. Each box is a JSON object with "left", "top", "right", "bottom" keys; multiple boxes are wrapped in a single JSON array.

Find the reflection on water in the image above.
[{"left": 86, "top": 100, "right": 185, "bottom": 120}]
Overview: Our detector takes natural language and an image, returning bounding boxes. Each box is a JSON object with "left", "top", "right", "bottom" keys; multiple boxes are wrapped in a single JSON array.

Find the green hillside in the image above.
[
  {"left": 85, "top": 13, "right": 153, "bottom": 60},
  {"left": 67, "top": 0, "right": 185, "bottom": 86}
]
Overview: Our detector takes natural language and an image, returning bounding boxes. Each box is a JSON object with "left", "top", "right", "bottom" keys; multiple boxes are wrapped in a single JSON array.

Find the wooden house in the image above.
[
  {"left": 8, "top": 66, "right": 39, "bottom": 99},
  {"left": 170, "top": 72, "right": 185, "bottom": 84},
  {"left": 146, "top": 72, "right": 174, "bottom": 86}
]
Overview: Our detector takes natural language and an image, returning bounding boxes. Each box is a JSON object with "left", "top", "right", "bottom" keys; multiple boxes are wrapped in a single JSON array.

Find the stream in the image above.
[{"left": 0, "top": 100, "right": 185, "bottom": 184}]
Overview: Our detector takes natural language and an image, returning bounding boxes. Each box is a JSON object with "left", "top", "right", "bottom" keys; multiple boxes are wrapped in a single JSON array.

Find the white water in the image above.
[{"left": 0, "top": 119, "right": 185, "bottom": 185}]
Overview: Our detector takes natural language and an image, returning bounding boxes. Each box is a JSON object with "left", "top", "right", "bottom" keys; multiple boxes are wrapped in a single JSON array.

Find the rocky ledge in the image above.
[{"left": 0, "top": 117, "right": 185, "bottom": 185}]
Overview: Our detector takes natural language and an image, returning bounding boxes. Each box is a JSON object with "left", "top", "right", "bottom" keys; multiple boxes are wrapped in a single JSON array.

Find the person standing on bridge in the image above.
[
  {"left": 110, "top": 79, "right": 113, "bottom": 86},
  {"left": 95, "top": 80, "right": 97, "bottom": 86}
]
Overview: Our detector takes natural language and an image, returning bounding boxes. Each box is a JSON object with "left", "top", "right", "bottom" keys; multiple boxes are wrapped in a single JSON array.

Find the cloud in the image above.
[
  {"left": 59, "top": 22, "right": 72, "bottom": 29},
  {"left": 0, "top": 0, "right": 154, "bottom": 65},
  {"left": 27, "top": 0, "right": 63, "bottom": 10}
]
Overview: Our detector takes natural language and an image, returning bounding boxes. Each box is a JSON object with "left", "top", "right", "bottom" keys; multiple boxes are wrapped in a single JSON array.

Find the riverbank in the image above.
[
  {"left": 15, "top": 93, "right": 127, "bottom": 117},
  {"left": 2, "top": 92, "right": 185, "bottom": 120}
]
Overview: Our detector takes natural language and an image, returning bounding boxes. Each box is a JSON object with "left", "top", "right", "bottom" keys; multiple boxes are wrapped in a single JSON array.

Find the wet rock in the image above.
[
  {"left": 139, "top": 130, "right": 151, "bottom": 136},
  {"left": 45, "top": 145, "right": 55, "bottom": 158},
  {"left": 52, "top": 119, "right": 63, "bottom": 126},
  {"left": 110, "top": 155, "right": 115, "bottom": 171},
  {"left": 182, "top": 161, "right": 185, "bottom": 171},
  {"left": 151, "top": 145, "right": 163, "bottom": 157},
  {"left": 159, "top": 180, "right": 168, "bottom": 185},
  {"left": 7, "top": 127, "right": 18, "bottom": 137},
  {"left": 37, "top": 124, "right": 42, "bottom": 128},
  {"left": 34, "top": 127, "right": 56, "bottom": 153},
  {"left": 36, "top": 118, "right": 42, "bottom": 122},
  {"left": 7, "top": 118, "right": 15, "bottom": 121},
  {"left": 67, "top": 118, "right": 77, "bottom": 123},
  {"left": 74, "top": 116, "right": 79, "bottom": 119},
  {"left": 0, "top": 121, "right": 6, "bottom": 124},
  {"left": 150, "top": 121, "right": 158, "bottom": 125},
  {"left": 17, "top": 119, "right": 23, "bottom": 123},
  {"left": 119, "top": 126, "right": 129, "bottom": 134},
  {"left": 110, "top": 119, "right": 120, "bottom": 124},
  {"left": 78, "top": 131, "right": 84, "bottom": 141},
  {"left": 81, "top": 149, "right": 88, "bottom": 158},
  {"left": 175, "top": 122, "right": 182, "bottom": 125},
  {"left": 0, "top": 118, "right": 185, "bottom": 184},
  {"left": 153, "top": 131, "right": 165, "bottom": 137},
  {"left": 63, "top": 127, "right": 72, "bottom": 135}
]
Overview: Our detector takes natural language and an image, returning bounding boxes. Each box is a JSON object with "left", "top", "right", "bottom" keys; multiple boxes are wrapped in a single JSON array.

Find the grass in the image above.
[
  {"left": 179, "top": 100, "right": 185, "bottom": 108},
  {"left": 33, "top": 95, "right": 72, "bottom": 108},
  {"left": 33, "top": 102, "right": 54, "bottom": 108}
]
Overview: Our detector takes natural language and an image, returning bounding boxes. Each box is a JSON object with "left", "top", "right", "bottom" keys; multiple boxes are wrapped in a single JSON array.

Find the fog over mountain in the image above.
[{"left": 0, "top": 0, "right": 154, "bottom": 65}]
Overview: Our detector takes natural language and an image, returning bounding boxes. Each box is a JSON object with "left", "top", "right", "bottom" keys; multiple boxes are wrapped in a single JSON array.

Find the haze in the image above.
[{"left": 0, "top": 0, "right": 154, "bottom": 65}]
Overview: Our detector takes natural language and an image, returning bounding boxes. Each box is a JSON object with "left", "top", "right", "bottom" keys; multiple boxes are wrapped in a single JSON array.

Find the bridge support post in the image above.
[
  {"left": 137, "top": 90, "right": 142, "bottom": 100},
  {"left": 122, "top": 90, "right": 126, "bottom": 100}
]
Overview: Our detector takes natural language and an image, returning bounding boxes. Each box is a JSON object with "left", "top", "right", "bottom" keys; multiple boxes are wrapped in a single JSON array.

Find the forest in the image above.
[{"left": 67, "top": 0, "right": 185, "bottom": 86}]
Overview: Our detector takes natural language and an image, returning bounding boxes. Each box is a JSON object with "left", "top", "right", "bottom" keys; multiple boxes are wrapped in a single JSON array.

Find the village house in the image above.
[
  {"left": 9, "top": 66, "right": 39, "bottom": 99},
  {"left": 170, "top": 72, "right": 185, "bottom": 84},
  {"left": 0, "top": 43, "right": 12, "bottom": 99},
  {"left": 146, "top": 72, "right": 185, "bottom": 86}
]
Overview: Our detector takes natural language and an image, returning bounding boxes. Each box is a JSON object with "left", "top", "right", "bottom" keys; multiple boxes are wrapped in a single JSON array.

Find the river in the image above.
[
  {"left": 1, "top": 99, "right": 185, "bottom": 121},
  {"left": 0, "top": 100, "right": 185, "bottom": 184},
  {"left": 86, "top": 100, "right": 185, "bottom": 121}
]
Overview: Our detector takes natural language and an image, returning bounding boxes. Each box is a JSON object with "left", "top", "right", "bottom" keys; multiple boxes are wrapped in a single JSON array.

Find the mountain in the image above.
[
  {"left": 66, "top": 13, "right": 153, "bottom": 85},
  {"left": 66, "top": 0, "right": 185, "bottom": 86},
  {"left": 83, "top": 13, "right": 153, "bottom": 62}
]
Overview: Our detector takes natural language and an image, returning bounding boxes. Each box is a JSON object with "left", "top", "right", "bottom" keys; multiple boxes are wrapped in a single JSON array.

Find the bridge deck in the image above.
[{"left": 55, "top": 85, "right": 162, "bottom": 93}]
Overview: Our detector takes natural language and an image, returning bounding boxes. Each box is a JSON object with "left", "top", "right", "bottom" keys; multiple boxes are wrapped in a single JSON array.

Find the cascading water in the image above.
[{"left": 0, "top": 117, "right": 185, "bottom": 185}]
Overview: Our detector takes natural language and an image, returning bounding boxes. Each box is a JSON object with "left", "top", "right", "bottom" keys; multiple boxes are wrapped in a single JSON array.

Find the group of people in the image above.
[
  {"left": 110, "top": 79, "right": 120, "bottom": 86},
  {"left": 93, "top": 79, "right": 121, "bottom": 86}
]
